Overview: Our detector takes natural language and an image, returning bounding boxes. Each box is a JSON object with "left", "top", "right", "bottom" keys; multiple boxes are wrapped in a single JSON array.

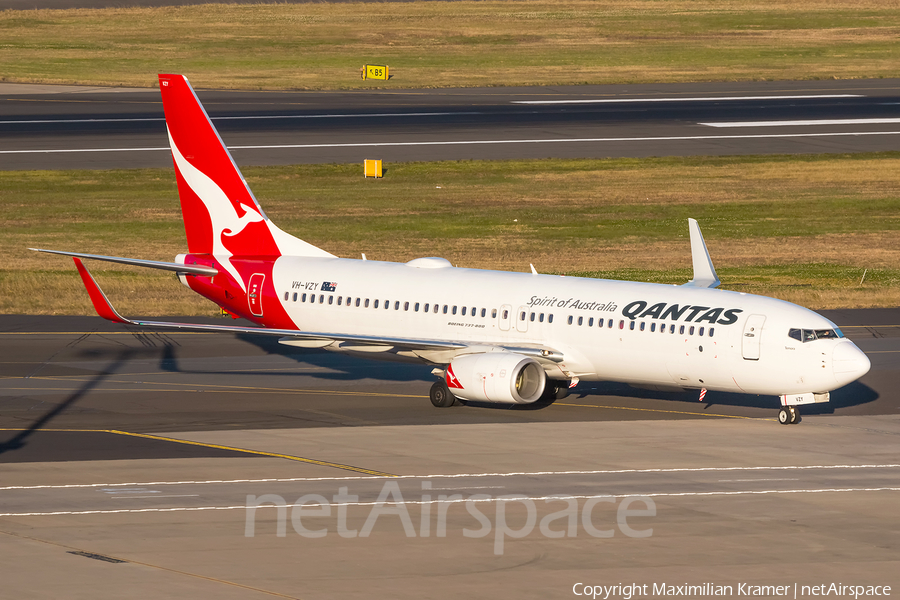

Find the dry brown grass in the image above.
[
  {"left": 4, "top": 154, "right": 899, "bottom": 314},
  {"left": 1, "top": 0, "right": 898, "bottom": 89}
]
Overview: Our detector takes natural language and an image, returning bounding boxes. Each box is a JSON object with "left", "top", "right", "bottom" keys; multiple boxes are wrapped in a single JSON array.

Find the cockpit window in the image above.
[
  {"left": 815, "top": 329, "right": 840, "bottom": 340},
  {"left": 790, "top": 328, "right": 844, "bottom": 343}
]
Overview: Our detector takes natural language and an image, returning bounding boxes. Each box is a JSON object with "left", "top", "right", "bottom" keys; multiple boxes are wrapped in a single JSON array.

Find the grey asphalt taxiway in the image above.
[
  {"left": 0, "top": 313, "right": 898, "bottom": 598},
  {"left": 3, "top": 78, "right": 900, "bottom": 169}
]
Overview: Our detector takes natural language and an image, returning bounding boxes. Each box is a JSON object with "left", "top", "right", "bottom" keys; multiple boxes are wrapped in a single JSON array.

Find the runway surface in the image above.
[{"left": 2, "top": 79, "right": 900, "bottom": 169}]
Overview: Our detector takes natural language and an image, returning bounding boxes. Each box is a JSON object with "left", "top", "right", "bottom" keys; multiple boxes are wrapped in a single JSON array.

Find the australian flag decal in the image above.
[{"left": 322, "top": 281, "right": 337, "bottom": 292}]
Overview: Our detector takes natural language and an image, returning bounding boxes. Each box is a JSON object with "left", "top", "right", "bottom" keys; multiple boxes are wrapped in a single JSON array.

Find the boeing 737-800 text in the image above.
[{"left": 34, "top": 74, "right": 871, "bottom": 425}]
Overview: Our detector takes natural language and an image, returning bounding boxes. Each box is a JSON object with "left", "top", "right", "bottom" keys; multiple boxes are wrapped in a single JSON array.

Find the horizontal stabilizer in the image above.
[
  {"left": 683, "top": 218, "right": 720, "bottom": 289},
  {"left": 31, "top": 248, "right": 218, "bottom": 276}
]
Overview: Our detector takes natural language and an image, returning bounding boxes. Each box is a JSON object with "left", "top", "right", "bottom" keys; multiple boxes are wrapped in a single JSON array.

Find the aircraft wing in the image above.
[{"left": 66, "top": 255, "right": 566, "bottom": 362}]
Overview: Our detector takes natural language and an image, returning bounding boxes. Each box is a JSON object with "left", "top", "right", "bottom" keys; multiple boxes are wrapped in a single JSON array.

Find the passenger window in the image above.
[
  {"left": 502, "top": 309, "right": 509, "bottom": 319},
  {"left": 670, "top": 324, "right": 675, "bottom": 333},
  {"left": 492, "top": 309, "right": 498, "bottom": 318},
  {"left": 588, "top": 317, "right": 593, "bottom": 327},
  {"left": 548, "top": 314, "right": 553, "bottom": 324},
  {"left": 443, "top": 305, "right": 448, "bottom": 314},
  {"left": 568, "top": 316, "right": 573, "bottom": 325},
  {"left": 424, "top": 303, "right": 429, "bottom": 312},
  {"left": 291, "top": 292, "right": 296, "bottom": 302},
  {"left": 619, "top": 320, "right": 624, "bottom": 330},
  {"left": 519, "top": 310, "right": 525, "bottom": 320},
  {"left": 471, "top": 307, "right": 476, "bottom": 317},
  {"left": 650, "top": 323, "right": 656, "bottom": 332},
  {"left": 302, "top": 293, "right": 307, "bottom": 302},
  {"left": 453, "top": 306, "right": 458, "bottom": 315},
  {"left": 689, "top": 326, "right": 694, "bottom": 335},
  {"left": 364, "top": 298, "right": 369, "bottom": 308},
  {"left": 531, "top": 313, "right": 537, "bottom": 322},
  {"left": 577, "top": 316, "right": 583, "bottom": 326},
  {"left": 433, "top": 304, "right": 439, "bottom": 314},
  {"left": 338, "top": 296, "right": 343, "bottom": 306},
  {"left": 404, "top": 302, "right": 409, "bottom": 311},
  {"left": 608, "top": 319, "right": 613, "bottom": 328},
  {"left": 329, "top": 296, "right": 334, "bottom": 305},
  {"left": 540, "top": 313, "right": 545, "bottom": 323},
  {"left": 356, "top": 298, "right": 361, "bottom": 307},
  {"left": 319, "top": 294, "right": 324, "bottom": 303},
  {"left": 373, "top": 299, "right": 379, "bottom": 309},
  {"left": 640, "top": 322, "right": 645, "bottom": 331},
  {"left": 699, "top": 326, "right": 704, "bottom": 336},
  {"left": 709, "top": 327, "right": 715, "bottom": 337},
  {"left": 462, "top": 306, "right": 467, "bottom": 315},
  {"left": 395, "top": 301, "right": 400, "bottom": 310},
  {"left": 679, "top": 325, "right": 685, "bottom": 334},
  {"left": 415, "top": 302, "right": 420, "bottom": 312},
  {"left": 481, "top": 308, "right": 487, "bottom": 318},
  {"left": 630, "top": 321, "right": 635, "bottom": 331}
]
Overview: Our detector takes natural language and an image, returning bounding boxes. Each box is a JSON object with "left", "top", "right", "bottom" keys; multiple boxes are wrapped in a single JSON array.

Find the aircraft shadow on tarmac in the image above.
[
  {"left": 225, "top": 334, "right": 880, "bottom": 414},
  {"left": 152, "top": 333, "right": 434, "bottom": 384},
  {"left": 0, "top": 349, "right": 137, "bottom": 457}
]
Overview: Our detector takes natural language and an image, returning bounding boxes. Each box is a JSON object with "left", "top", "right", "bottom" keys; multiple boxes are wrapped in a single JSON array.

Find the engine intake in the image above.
[{"left": 446, "top": 352, "right": 546, "bottom": 404}]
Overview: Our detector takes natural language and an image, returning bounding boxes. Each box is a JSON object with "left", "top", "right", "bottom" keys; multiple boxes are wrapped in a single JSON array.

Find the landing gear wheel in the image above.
[
  {"left": 788, "top": 406, "right": 799, "bottom": 424},
  {"left": 430, "top": 381, "right": 456, "bottom": 408},
  {"left": 778, "top": 408, "right": 791, "bottom": 425}
]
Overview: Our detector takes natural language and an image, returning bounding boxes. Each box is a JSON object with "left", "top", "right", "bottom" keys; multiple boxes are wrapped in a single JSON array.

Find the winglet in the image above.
[
  {"left": 72, "top": 257, "right": 130, "bottom": 324},
  {"left": 684, "top": 218, "right": 720, "bottom": 289}
]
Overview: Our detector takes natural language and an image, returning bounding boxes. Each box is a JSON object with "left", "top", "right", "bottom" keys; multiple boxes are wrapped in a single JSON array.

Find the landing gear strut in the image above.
[
  {"left": 778, "top": 406, "right": 800, "bottom": 425},
  {"left": 430, "top": 380, "right": 457, "bottom": 408}
]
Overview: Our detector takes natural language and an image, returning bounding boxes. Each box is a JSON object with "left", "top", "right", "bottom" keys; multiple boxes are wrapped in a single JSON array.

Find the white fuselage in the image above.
[{"left": 270, "top": 256, "right": 869, "bottom": 397}]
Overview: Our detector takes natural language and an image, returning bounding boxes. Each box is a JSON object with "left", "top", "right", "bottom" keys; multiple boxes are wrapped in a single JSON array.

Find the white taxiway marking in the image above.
[
  {"left": 0, "top": 112, "right": 479, "bottom": 125},
  {"left": 5, "top": 130, "right": 898, "bottom": 156},
  {"left": 2, "top": 487, "right": 898, "bottom": 517},
  {"left": 701, "top": 118, "right": 900, "bottom": 128},
  {"left": 512, "top": 94, "right": 862, "bottom": 105},
  {"left": 111, "top": 495, "right": 200, "bottom": 499},
  {"left": 3, "top": 463, "right": 897, "bottom": 491}
]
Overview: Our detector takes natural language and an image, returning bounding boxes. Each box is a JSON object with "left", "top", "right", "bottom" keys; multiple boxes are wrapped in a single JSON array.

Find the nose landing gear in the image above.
[{"left": 778, "top": 406, "right": 800, "bottom": 425}]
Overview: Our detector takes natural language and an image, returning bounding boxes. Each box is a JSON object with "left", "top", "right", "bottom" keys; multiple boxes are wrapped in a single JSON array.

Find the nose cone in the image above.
[{"left": 833, "top": 341, "right": 871, "bottom": 385}]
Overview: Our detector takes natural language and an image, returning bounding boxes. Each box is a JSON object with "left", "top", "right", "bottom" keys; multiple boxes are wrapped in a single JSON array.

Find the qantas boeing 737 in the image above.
[{"left": 34, "top": 74, "right": 871, "bottom": 425}]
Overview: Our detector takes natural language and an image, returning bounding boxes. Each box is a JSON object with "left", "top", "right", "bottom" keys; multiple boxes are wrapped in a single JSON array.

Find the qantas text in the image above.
[{"left": 622, "top": 301, "right": 743, "bottom": 325}]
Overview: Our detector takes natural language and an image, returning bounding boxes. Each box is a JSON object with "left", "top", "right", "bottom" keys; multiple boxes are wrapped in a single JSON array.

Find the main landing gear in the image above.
[
  {"left": 778, "top": 406, "right": 800, "bottom": 425},
  {"left": 430, "top": 380, "right": 458, "bottom": 408}
]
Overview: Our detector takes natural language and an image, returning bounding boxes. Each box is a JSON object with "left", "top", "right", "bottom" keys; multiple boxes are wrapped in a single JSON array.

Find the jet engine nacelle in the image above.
[{"left": 446, "top": 352, "right": 547, "bottom": 404}]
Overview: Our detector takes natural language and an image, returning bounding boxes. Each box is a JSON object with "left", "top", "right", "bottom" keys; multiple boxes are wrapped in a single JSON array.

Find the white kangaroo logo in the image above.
[{"left": 169, "top": 129, "right": 264, "bottom": 293}]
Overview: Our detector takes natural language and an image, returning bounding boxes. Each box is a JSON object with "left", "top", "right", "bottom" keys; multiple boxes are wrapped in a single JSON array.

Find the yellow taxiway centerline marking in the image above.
[
  {"left": 0, "top": 428, "right": 396, "bottom": 477},
  {"left": 556, "top": 402, "right": 769, "bottom": 420},
  {"left": 15, "top": 376, "right": 426, "bottom": 398}
]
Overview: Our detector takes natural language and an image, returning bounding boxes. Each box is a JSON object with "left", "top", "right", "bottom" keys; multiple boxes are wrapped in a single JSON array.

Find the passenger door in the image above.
[
  {"left": 248, "top": 273, "right": 265, "bottom": 317},
  {"left": 741, "top": 314, "right": 766, "bottom": 360}
]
